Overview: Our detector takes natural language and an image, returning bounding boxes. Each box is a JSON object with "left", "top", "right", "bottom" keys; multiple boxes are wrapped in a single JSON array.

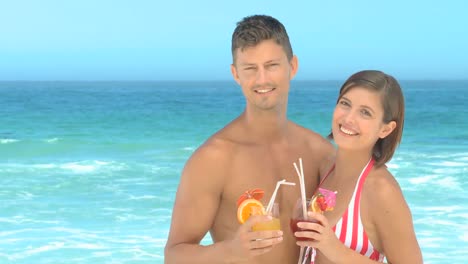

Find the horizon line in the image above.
[{"left": 1, "top": 79, "right": 468, "bottom": 82}]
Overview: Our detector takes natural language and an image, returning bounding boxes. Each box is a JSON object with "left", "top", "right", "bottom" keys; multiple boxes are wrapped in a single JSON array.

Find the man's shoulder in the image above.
[
  {"left": 179, "top": 134, "right": 236, "bottom": 191},
  {"left": 289, "top": 122, "right": 333, "bottom": 148},
  {"left": 187, "top": 130, "right": 239, "bottom": 165},
  {"left": 290, "top": 121, "right": 323, "bottom": 137}
]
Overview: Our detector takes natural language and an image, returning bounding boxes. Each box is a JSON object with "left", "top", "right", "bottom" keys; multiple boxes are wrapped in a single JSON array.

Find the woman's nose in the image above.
[{"left": 343, "top": 109, "right": 357, "bottom": 124}]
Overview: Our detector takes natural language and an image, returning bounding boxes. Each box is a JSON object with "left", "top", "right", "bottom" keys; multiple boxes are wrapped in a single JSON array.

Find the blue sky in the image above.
[{"left": 1, "top": 0, "right": 467, "bottom": 81}]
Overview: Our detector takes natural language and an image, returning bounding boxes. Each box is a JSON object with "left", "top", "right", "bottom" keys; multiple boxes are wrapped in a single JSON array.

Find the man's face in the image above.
[{"left": 231, "top": 39, "right": 298, "bottom": 111}]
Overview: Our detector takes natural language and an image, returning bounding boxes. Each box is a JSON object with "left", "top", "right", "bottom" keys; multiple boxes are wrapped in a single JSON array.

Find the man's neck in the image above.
[{"left": 240, "top": 110, "right": 289, "bottom": 144}]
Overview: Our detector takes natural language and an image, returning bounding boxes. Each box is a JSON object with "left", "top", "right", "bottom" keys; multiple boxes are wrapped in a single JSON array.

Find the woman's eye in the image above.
[
  {"left": 339, "top": 100, "right": 349, "bottom": 106},
  {"left": 361, "top": 109, "right": 372, "bottom": 117}
]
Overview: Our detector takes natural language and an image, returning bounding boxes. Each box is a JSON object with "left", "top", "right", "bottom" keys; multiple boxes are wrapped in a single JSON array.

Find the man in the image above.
[{"left": 165, "top": 15, "right": 334, "bottom": 263}]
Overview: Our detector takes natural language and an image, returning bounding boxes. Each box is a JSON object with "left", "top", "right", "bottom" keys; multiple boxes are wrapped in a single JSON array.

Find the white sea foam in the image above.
[
  {"left": 102, "top": 207, "right": 132, "bottom": 212},
  {"left": 122, "top": 247, "right": 160, "bottom": 258},
  {"left": 43, "top": 137, "right": 59, "bottom": 143},
  {"left": 0, "top": 160, "right": 126, "bottom": 174},
  {"left": 115, "top": 214, "right": 147, "bottom": 222},
  {"left": 70, "top": 243, "right": 106, "bottom": 249},
  {"left": 432, "top": 167, "right": 462, "bottom": 175},
  {"left": 51, "top": 227, "right": 93, "bottom": 235},
  {"left": 459, "top": 232, "right": 468, "bottom": 242},
  {"left": 61, "top": 163, "right": 97, "bottom": 173},
  {"left": 6, "top": 242, "right": 65, "bottom": 260},
  {"left": 386, "top": 162, "right": 399, "bottom": 169},
  {"left": 428, "top": 160, "right": 467, "bottom": 167},
  {"left": 409, "top": 175, "right": 438, "bottom": 184},
  {"left": 0, "top": 216, "right": 26, "bottom": 224},
  {"left": 17, "top": 191, "right": 35, "bottom": 200},
  {"left": 92, "top": 251, "right": 113, "bottom": 257},
  {"left": 408, "top": 174, "right": 462, "bottom": 190},
  {"left": 440, "top": 161, "right": 467, "bottom": 167},
  {"left": 128, "top": 195, "right": 157, "bottom": 200},
  {"left": 59, "top": 160, "right": 122, "bottom": 173},
  {"left": 23, "top": 241, "right": 65, "bottom": 256},
  {"left": 34, "top": 163, "right": 56, "bottom": 169},
  {"left": 0, "top": 228, "right": 35, "bottom": 237},
  {"left": 0, "top": 216, "right": 62, "bottom": 225},
  {"left": 0, "top": 138, "right": 19, "bottom": 144},
  {"left": 435, "top": 176, "right": 462, "bottom": 190},
  {"left": 421, "top": 205, "right": 464, "bottom": 214},
  {"left": 416, "top": 236, "right": 445, "bottom": 248}
]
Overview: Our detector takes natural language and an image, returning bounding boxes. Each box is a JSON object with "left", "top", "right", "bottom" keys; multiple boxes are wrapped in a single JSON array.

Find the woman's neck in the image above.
[{"left": 334, "top": 149, "right": 373, "bottom": 180}]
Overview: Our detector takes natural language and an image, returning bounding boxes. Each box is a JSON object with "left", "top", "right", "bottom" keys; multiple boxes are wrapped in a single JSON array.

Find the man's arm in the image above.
[
  {"left": 164, "top": 141, "right": 283, "bottom": 264},
  {"left": 164, "top": 142, "right": 228, "bottom": 263}
]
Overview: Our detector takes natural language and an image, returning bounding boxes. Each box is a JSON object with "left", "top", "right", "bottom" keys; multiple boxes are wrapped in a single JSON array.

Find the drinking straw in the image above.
[
  {"left": 302, "top": 247, "right": 311, "bottom": 264},
  {"left": 265, "top": 179, "right": 295, "bottom": 214},
  {"left": 293, "top": 158, "right": 307, "bottom": 264},
  {"left": 293, "top": 159, "right": 307, "bottom": 219},
  {"left": 298, "top": 247, "right": 304, "bottom": 264}
]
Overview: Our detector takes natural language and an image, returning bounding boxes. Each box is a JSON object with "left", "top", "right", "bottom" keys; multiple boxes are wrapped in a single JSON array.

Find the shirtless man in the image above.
[{"left": 164, "top": 15, "right": 334, "bottom": 264}]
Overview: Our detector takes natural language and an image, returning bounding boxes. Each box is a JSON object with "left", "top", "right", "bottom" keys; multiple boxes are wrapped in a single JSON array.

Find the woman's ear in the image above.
[{"left": 379, "top": 121, "right": 397, "bottom": 139}]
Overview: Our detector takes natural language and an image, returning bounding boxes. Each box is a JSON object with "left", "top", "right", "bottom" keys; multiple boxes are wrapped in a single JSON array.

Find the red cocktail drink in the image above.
[
  {"left": 290, "top": 198, "right": 317, "bottom": 241},
  {"left": 290, "top": 218, "right": 317, "bottom": 241}
]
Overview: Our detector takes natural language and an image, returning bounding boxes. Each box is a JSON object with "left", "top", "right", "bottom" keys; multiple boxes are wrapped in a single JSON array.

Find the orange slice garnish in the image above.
[
  {"left": 237, "top": 198, "right": 265, "bottom": 224},
  {"left": 310, "top": 195, "right": 323, "bottom": 213},
  {"left": 236, "top": 188, "right": 265, "bottom": 207}
]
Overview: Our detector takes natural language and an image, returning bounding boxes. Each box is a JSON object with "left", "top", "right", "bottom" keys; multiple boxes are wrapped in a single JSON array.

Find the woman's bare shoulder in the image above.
[{"left": 363, "top": 165, "right": 410, "bottom": 218}]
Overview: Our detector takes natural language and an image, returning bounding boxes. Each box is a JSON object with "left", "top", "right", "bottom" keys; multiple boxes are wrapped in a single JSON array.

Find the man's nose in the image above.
[{"left": 255, "top": 68, "right": 268, "bottom": 84}]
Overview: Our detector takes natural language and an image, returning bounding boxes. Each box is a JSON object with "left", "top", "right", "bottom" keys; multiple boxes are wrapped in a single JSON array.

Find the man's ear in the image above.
[
  {"left": 379, "top": 121, "right": 397, "bottom": 139},
  {"left": 231, "top": 64, "right": 240, "bottom": 85},
  {"left": 289, "top": 55, "right": 299, "bottom": 80}
]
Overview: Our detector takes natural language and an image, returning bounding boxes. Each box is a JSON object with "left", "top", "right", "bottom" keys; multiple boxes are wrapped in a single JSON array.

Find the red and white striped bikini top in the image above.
[{"left": 319, "top": 158, "right": 385, "bottom": 261}]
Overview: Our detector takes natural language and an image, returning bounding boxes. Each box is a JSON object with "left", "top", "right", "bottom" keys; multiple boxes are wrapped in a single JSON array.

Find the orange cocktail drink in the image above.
[
  {"left": 251, "top": 203, "right": 280, "bottom": 231},
  {"left": 252, "top": 217, "right": 281, "bottom": 231}
]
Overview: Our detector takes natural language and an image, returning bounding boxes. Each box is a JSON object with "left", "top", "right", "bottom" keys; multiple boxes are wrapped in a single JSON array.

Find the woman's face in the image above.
[{"left": 332, "top": 86, "right": 395, "bottom": 152}]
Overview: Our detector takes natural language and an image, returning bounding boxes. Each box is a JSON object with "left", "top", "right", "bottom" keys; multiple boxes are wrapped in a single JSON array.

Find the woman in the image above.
[{"left": 294, "top": 70, "right": 423, "bottom": 263}]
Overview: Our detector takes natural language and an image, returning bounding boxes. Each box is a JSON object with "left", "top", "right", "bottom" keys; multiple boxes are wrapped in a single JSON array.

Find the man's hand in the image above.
[{"left": 226, "top": 215, "right": 283, "bottom": 262}]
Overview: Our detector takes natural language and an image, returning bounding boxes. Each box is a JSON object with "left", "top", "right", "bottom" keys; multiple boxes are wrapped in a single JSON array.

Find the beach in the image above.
[{"left": 0, "top": 80, "right": 467, "bottom": 263}]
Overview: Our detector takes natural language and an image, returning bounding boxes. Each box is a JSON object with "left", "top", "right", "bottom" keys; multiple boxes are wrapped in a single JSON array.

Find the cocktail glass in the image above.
[
  {"left": 290, "top": 198, "right": 316, "bottom": 241},
  {"left": 252, "top": 203, "right": 281, "bottom": 231}
]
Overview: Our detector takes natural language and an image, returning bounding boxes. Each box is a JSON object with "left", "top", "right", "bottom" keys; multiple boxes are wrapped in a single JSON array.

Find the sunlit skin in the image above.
[
  {"left": 332, "top": 87, "right": 395, "bottom": 154},
  {"left": 231, "top": 39, "right": 297, "bottom": 116},
  {"left": 164, "top": 38, "right": 335, "bottom": 264},
  {"left": 294, "top": 87, "right": 423, "bottom": 263}
]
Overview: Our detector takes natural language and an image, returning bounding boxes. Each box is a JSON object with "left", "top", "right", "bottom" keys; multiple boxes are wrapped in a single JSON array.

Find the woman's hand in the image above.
[{"left": 294, "top": 212, "right": 346, "bottom": 262}]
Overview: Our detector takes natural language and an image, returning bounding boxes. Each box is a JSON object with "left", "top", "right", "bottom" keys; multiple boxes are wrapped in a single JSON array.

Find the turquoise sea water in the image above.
[{"left": 0, "top": 81, "right": 467, "bottom": 263}]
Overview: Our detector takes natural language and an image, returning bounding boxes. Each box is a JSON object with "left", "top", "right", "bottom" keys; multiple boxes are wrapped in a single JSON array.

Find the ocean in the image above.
[{"left": 0, "top": 80, "right": 466, "bottom": 263}]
